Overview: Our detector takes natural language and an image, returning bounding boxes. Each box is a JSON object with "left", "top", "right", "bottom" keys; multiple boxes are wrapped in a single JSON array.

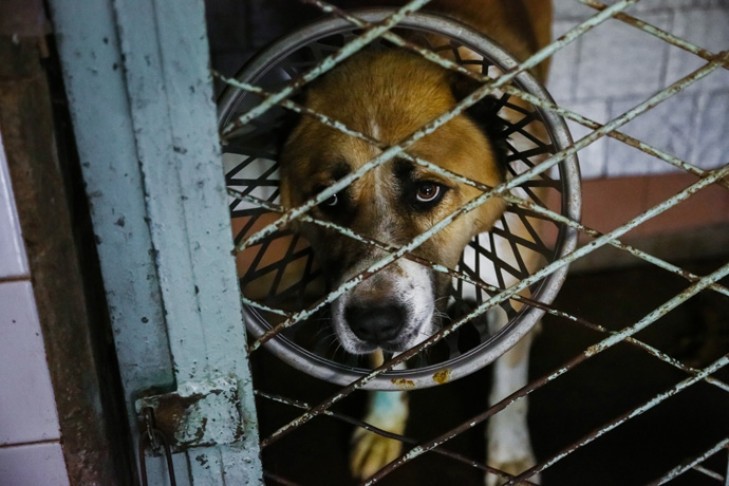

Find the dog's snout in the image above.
[{"left": 345, "top": 302, "right": 406, "bottom": 344}]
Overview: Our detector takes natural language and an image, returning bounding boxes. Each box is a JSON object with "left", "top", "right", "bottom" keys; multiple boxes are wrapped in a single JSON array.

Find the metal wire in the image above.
[
  {"left": 259, "top": 158, "right": 729, "bottom": 449},
  {"left": 223, "top": 0, "right": 729, "bottom": 482},
  {"left": 647, "top": 438, "right": 729, "bottom": 485},
  {"left": 240, "top": 44, "right": 726, "bottom": 359},
  {"left": 363, "top": 260, "right": 729, "bottom": 483},
  {"left": 219, "top": 80, "right": 729, "bottom": 300},
  {"left": 255, "top": 390, "right": 539, "bottom": 484},
  {"left": 246, "top": 56, "right": 727, "bottom": 385},
  {"left": 235, "top": 1, "right": 635, "bottom": 254}
]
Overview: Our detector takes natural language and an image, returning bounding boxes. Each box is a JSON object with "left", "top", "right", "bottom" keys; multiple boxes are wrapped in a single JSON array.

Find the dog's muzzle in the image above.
[{"left": 331, "top": 259, "right": 437, "bottom": 354}]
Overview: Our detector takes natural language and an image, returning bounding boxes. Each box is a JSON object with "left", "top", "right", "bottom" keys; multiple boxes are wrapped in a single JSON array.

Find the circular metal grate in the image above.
[{"left": 218, "top": 9, "right": 581, "bottom": 390}]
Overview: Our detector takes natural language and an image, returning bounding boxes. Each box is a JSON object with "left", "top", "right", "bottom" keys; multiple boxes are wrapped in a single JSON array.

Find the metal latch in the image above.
[{"left": 135, "top": 376, "right": 244, "bottom": 452}]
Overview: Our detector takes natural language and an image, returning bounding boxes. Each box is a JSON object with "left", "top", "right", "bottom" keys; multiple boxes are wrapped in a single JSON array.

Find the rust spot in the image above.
[
  {"left": 391, "top": 378, "right": 415, "bottom": 389},
  {"left": 433, "top": 369, "right": 451, "bottom": 385},
  {"left": 150, "top": 392, "right": 206, "bottom": 445}
]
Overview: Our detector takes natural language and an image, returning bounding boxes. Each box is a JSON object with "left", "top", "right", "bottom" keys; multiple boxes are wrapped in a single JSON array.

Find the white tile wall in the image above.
[
  {"left": 0, "top": 133, "right": 29, "bottom": 279},
  {"left": 606, "top": 91, "right": 697, "bottom": 176},
  {"left": 693, "top": 90, "right": 729, "bottom": 169},
  {"left": 666, "top": 7, "right": 729, "bottom": 93},
  {"left": 548, "top": 0, "right": 729, "bottom": 178},
  {"left": 0, "top": 133, "right": 68, "bottom": 481},
  {"left": 575, "top": 12, "right": 673, "bottom": 101},
  {"left": 0, "top": 443, "right": 70, "bottom": 486},
  {"left": 0, "top": 282, "right": 61, "bottom": 445}
]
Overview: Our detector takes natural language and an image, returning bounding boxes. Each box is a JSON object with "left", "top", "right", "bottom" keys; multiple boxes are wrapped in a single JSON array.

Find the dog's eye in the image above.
[
  {"left": 312, "top": 184, "right": 340, "bottom": 208},
  {"left": 414, "top": 182, "right": 445, "bottom": 204},
  {"left": 324, "top": 193, "right": 339, "bottom": 207}
]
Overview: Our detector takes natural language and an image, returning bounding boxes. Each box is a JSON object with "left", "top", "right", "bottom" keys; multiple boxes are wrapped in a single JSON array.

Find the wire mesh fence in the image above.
[{"left": 214, "top": 0, "right": 729, "bottom": 484}]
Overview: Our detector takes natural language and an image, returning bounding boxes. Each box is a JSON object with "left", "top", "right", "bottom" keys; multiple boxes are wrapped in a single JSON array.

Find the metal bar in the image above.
[
  {"left": 217, "top": 75, "right": 379, "bottom": 146},
  {"left": 500, "top": 193, "right": 729, "bottom": 298},
  {"left": 557, "top": 317, "right": 729, "bottom": 394},
  {"left": 692, "top": 465, "right": 726, "bottom": 482},
  {"left": 240, "top": 296, "right": 292, "bottom": 318},
  {"left": 363, "top": 258, "right": 729, "bottom": 482},
  {"left": 301, "top": 0, "right": 501, "bottom": 77},
  {"left": 646, "top": 438, "right": 729, "bottom": 485}
]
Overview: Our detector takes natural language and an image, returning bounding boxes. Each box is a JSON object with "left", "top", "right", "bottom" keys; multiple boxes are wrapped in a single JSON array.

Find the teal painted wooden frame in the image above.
[{"left": 46, "top": 0, "right": 263, "bottom": 483}]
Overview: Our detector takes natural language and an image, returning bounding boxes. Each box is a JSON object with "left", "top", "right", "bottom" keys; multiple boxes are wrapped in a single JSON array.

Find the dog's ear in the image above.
[{"left": 449, "top": 74, "right": 509, "bottom": 177}]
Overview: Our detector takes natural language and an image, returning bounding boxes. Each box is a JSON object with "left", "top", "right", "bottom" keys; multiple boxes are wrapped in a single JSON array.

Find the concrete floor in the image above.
[{"left": 251, "top": 255, "right": 729, "bottom": 485}]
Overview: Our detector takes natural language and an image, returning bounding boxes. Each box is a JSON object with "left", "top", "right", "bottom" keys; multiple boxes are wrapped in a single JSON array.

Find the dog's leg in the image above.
[
  {"left": 485, "top": 306, "right": 539, "bottom": 486},
  {"left": 350, "top": 351, "right": 409, "bottom": 480},
  {"left": 350, "top": 389, "right": 408, "bottom": 479}
]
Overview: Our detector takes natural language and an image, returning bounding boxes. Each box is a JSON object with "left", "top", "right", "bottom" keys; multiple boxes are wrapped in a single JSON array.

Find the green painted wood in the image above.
[{"left": 47, "top": 0, "right": 263, "bottom": 484}]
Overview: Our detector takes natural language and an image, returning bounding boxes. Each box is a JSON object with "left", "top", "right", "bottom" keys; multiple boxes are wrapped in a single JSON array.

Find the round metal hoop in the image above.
[{"left": 218, "top": 9, "right": 581, "bottom": 390}]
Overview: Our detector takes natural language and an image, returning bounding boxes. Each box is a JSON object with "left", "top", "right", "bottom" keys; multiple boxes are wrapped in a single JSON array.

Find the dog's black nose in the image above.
[{"left": 346, "top": 302, "right": 406, "bottom": 344}]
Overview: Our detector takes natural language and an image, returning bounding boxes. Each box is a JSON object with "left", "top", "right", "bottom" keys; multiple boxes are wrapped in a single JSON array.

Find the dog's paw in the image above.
[
  {"left": 485, "top": 455, "right": 540, "bottom": 486},
  {"left": 485, "top": 432, "right": 539, "bottom": 486},
  {"left": 349, "top": 427, "right": 403, "bottom": 480},
  {"left": 485, "top": 407, "right": 539, "bottom": 485}
]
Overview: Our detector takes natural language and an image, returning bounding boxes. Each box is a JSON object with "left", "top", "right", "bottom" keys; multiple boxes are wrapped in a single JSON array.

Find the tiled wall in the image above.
[
  {"left": 0, "top": 134, "right": 69, "bottom": 484},
  {"left": 550, "top": 0, "right": 729, "bottom": 178}
]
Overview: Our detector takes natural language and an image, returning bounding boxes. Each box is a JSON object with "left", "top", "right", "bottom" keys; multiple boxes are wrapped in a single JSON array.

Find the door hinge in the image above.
[{"left": 135, "top": 376, "right": 244, "bottom": 452}]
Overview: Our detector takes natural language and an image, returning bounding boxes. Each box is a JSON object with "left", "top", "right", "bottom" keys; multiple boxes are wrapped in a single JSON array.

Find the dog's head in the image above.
[{"left": 280, "top": 49, "right": 507, "bottom": 354}]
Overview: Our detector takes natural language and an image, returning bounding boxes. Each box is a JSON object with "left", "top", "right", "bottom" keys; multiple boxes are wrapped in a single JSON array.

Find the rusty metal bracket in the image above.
[{"left": 135, "top": 377, "right": 245, "bottom": 453}]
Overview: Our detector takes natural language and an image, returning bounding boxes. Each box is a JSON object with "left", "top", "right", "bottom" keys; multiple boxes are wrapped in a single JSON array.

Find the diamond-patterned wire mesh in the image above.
[
  {"left": 213, "top": 0, "right": 729, "bottom": 483},
  {"left": 219, "top": 13, "right": 580, "bottom": 384}
]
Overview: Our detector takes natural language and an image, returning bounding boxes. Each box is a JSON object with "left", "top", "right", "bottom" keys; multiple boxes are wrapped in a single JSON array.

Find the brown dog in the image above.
[{"left": 278, "top": 1, "right": 552, "bottom": 482}]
